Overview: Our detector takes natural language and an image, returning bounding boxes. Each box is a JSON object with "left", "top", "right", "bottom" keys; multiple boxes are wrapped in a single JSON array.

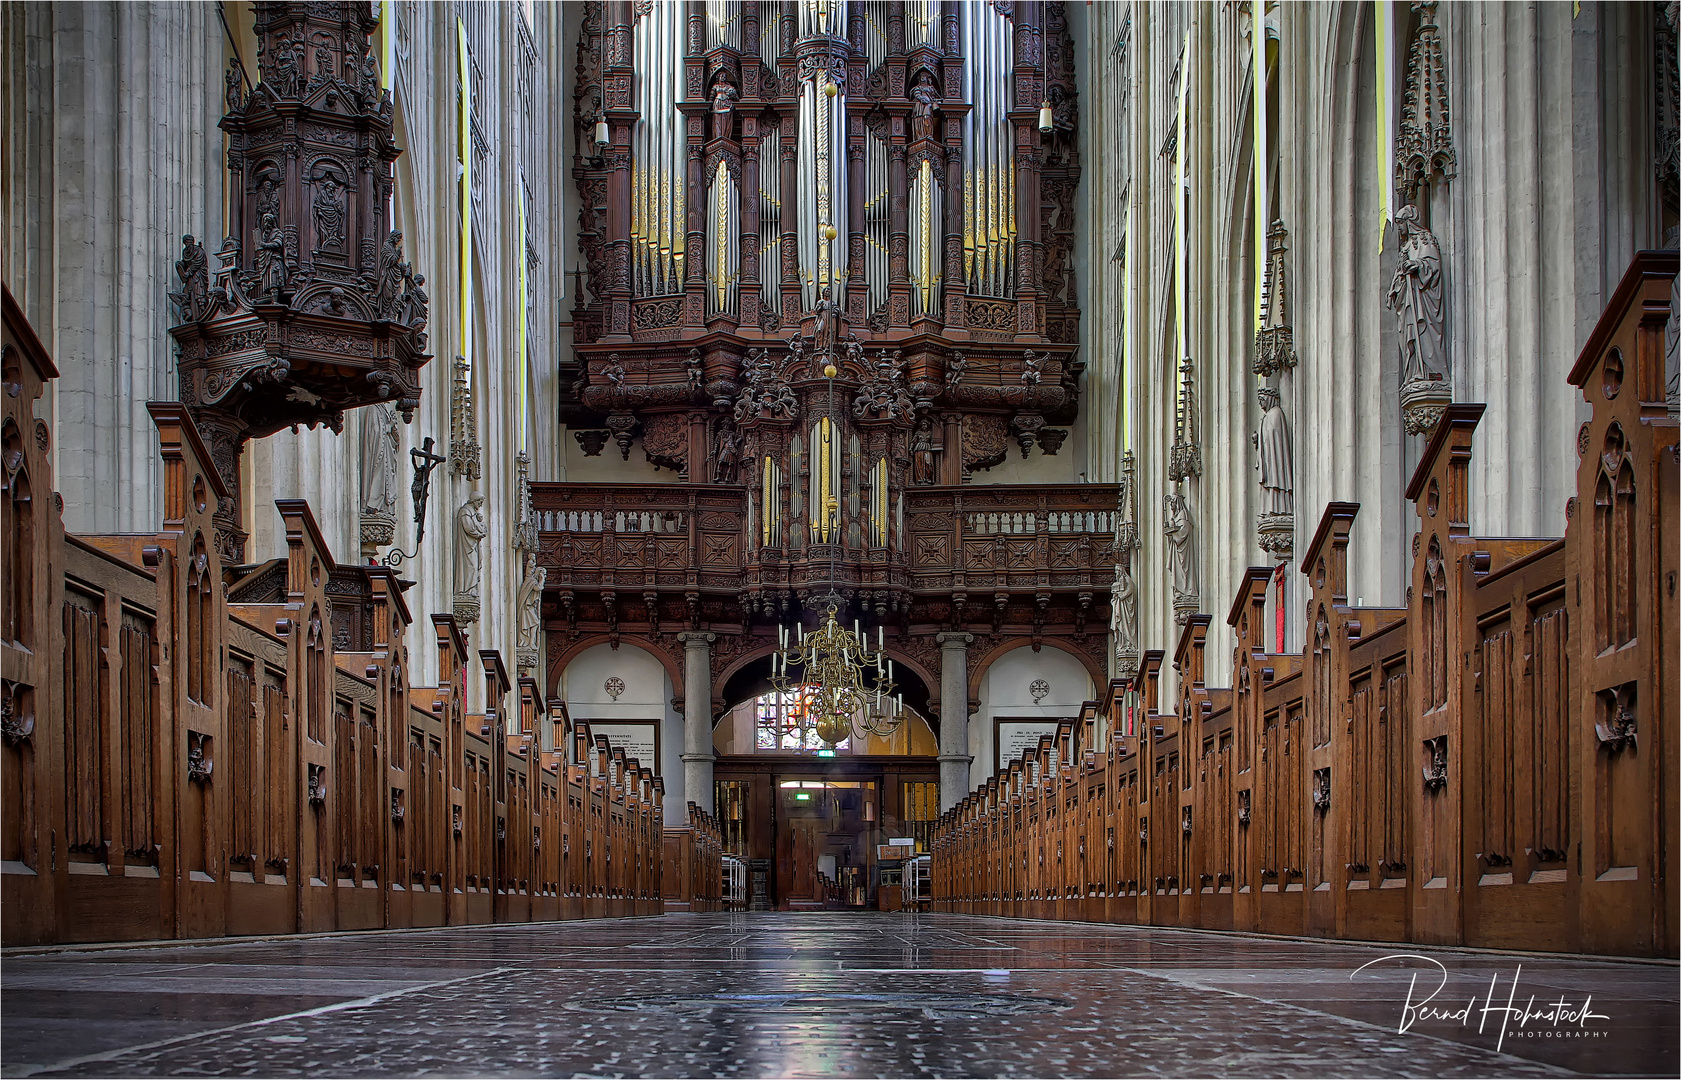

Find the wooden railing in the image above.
[
  {"left": 932, "top": 251, "right": 1679, "bottom": 958},
  {"left": 0, "top": 288, "right": 677, "bottom": 946}
]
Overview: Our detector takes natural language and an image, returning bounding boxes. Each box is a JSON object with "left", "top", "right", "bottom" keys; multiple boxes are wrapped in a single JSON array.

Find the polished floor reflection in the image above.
[{"left": 3, "top": 913, "right": 1675, "bottom": 1078}]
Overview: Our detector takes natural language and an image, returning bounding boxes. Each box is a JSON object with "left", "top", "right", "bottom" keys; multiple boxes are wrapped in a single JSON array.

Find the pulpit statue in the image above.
[
  {"left": 255, "top": 213, "right": 288, "bottom": 297},
  {"left": 172, "top": 235, "right": 209, "bottom": 320}
]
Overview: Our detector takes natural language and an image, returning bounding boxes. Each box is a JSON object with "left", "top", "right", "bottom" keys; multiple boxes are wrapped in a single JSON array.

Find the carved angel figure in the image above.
[
  {"left": 1386, "top": 204, "right": 1448, "bottom": 386},
  {"left": 1021, "top": 350, "right": 1043, "bottom": 385},
  {"left": 946, "top": 351, "right": 967, "bottom": 389}
]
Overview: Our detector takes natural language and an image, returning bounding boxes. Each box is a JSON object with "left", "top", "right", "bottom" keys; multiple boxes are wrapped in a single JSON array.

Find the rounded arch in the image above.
[
  {"left": 716, "top": 643, "right": 937, "bottom": 725},
  {"left": 966, "top": 636, "right": 1105, "bottom": 703},
  {"left": 545, "top": 632, "right": 680, "bottom": 701}
]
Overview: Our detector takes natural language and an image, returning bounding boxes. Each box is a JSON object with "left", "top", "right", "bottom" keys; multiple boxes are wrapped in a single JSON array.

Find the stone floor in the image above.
[{"left": 2, "top": 913, "right": 1675, "bottom": 1078}]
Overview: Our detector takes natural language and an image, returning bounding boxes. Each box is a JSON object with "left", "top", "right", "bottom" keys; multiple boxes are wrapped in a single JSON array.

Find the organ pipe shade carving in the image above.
[
  {"left": 811, "top": 417, "right": 840, "bottom": 543},
  {"left": 632, "top": 6, "right": 685, "bottom": 298},
  {"left": 709, "top": 160, "right": 739, "bottom": 316},
  {"left": 911, "top": 158, "right": 941, "bottom": 317}
]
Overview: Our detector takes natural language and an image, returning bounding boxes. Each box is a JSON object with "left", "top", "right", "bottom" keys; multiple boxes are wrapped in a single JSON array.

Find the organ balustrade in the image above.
[
  {"left": 931, "top": 251, "right": 1679, "bottom": 958},
  {"left": 0, "top": 288, "right": 676, "bottom": 946}
]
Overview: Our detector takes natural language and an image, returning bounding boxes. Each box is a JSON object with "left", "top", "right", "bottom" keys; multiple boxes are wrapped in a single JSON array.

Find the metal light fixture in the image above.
[
  {"left": 593, "top": 119, "right": 609, "bottom": 146},
  {"left": 770, "top": 607, "right": 903, "bottom": 745}
]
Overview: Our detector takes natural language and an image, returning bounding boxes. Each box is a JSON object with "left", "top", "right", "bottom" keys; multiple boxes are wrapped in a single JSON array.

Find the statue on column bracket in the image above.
[
  {"left": 1110, "top": 564, "right": 1138, "bottom": 668},
  {"left": 359, "top": 402, "right": 401, "bottom": 551},
  {"left": 453, "top": 491, "right": 487, "bottom": 626},
  {"left": 1253, "top": 384, "right": 1295, "bottom": 558},
  {"left": 516, "top": 550, "right": 547, "bottom": 672},
  {"left": 1387, "top": 204, "right": 1452, "bottom": 435},
  {"left": 1165, "top": 487, "right": 1200, "bottom": 624}
]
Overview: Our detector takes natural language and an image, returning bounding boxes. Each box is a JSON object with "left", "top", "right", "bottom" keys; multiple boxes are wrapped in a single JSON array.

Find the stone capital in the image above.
[
  {"left": 678, "top": 631, "right": 717, "bottom": 650},
  {"left": 936, "top": 631, "right": 973, "bottom": 650}
]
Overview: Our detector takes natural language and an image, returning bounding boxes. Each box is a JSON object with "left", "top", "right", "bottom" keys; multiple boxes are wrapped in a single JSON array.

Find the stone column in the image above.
[
  {"left": 937, "top": 631, "right": 974, "bottom": 811},
  {"left": 679, "top": 631, "right": 716, "bottom": 820}
]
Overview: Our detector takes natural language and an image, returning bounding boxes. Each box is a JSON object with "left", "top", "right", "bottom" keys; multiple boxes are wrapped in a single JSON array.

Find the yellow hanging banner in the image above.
[
  {"left": 1174, "top": 29, "right": 1189, "bottom": 364},
  {"left": 1252, "top": 2, "right": 1268, "bottom": 334},
  {"left": 458, "top": 19, "right": 472, "bottom": 373}
]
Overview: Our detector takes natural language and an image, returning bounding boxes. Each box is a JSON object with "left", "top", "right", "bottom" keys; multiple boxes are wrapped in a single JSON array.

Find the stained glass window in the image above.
[{"left": 753, "top": 686, "right": 850, "bottom": 753}]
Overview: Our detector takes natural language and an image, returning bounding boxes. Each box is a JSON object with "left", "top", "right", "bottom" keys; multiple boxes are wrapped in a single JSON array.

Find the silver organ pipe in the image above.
[
  {"left": 864, "top": 129, "right": 889, "bottom": 320},
  {"left": 705, "top": 0, "right": 743, "bottom": 50},
  {"left": 760, "top": 134, "right": 782, "bottom": 320},
  {"left": 632, "top": 5, "right": 684, "bottom": 298},
  {"left": 797, "top": 71, "right": 848, "bottom": 309},
  {"left": 905, "top": 0, "right": 938, "bottom": 51},
  {"left": 962, "top": 2, "right": 1014, "bottom": 299}
]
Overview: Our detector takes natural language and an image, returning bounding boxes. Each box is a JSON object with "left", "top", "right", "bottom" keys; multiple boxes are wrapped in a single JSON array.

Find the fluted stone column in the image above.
[
  {"left": 937, "top": 632, "right": 974, "bottom": 811},
  {"left": 679, "top": 631, "right": 716, "bottom": 819}
]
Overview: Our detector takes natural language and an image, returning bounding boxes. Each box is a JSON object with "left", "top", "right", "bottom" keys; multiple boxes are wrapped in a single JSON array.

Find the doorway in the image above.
[{"left": 714, "top": 761, "right": 938, "bottom": 910}]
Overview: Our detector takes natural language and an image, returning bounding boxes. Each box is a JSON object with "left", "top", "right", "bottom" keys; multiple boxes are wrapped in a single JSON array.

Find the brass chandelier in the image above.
[{"left": 769, "top": 608, "right": 904, "bottom": 746}]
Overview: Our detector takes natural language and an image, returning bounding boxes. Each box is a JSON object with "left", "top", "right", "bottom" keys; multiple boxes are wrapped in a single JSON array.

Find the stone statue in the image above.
[
  {"left": 516, "top": 552, "right": 546, "bottom": 650},
  {"left": 1164, "top": 489, "right": 1199, "bottom": 604},
  {"left": 255, "top": 213, "right": 288, "bottom": 297},
  {"left": 912, "top": 417, "right": 937, "bottom": 485},
  {"left": 312, "top": 174, "right": 346, "bottom": 251},
  {"left": 1387, "top": 204, "right": 1447, "bottom": 386},
  {"left": 359, "top": 402, "right": 400, "bottom": 518},
  {"left": 454, "top": 492, "right": 487, "bottom": 598},
  {"left": 812, "top": 285, "right": 838, "bottom": 362},
  {"left": 375, "top": 231, "right": 408, "bottom": 318},
  {"left": 1252, "top": 385, "right": 1294, "bottom": 517},
  {"left": 173, "top": 235, "right": 209, "bottom": 318},
  {"left": 715, "top": 424, "right": 741, "bottom": 483},
  {"left": 1111, "top": 565, "right": 1138, "bottom": 659},
  {"left": 910, "top": 71, "right": 940, "bottom": 141}
]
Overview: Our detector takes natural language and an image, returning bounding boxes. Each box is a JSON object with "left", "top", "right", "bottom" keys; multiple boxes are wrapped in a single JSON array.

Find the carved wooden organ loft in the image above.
[{"left": 544, "top": 1, "right": 1111, "bottom": 696}]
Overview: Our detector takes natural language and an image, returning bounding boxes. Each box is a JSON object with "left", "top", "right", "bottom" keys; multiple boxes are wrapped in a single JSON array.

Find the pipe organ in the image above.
[{"left": 561, "top": 0, "right": 1098, "bottom": 670}]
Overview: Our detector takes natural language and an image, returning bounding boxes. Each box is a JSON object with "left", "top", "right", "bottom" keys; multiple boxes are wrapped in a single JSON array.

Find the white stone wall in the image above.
[
  {"left": 3, "top": 2, "right": 224, "bottom": 535},
  {"left": 1080, "top": 0, "right": 1666, "bottom": 694}
]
